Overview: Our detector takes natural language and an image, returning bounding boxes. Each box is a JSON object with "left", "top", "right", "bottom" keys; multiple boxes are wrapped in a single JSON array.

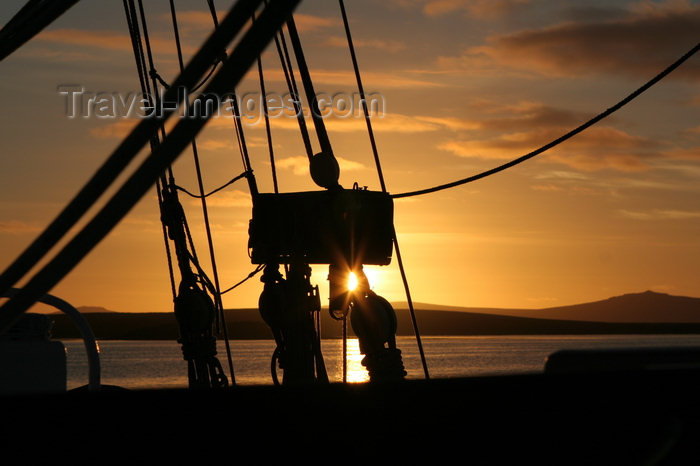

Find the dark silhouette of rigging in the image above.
[{"left": 0, "top": 0, "right": 697, "bottom": 389}]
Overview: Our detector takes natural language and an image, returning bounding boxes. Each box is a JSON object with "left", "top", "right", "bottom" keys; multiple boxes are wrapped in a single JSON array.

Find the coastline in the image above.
[{"left": 46, "top": 309, "right": 700, "bottom": 340}]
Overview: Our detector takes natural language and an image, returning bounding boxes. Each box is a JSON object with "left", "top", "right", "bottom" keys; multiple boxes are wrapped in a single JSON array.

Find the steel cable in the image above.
[
  {"left": 392, "top": 42, "right": 700, "bottom": 199},
  {"left": 338, "top": 0, "right": 430, "bottom": 379}
]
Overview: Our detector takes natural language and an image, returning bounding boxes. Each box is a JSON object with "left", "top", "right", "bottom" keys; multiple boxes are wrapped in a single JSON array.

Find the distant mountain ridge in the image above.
[
  {"left": 76, "top": 306, "right": 116, "bottom": 314},
  {"left": 537, "top": 290, "right": 700, "bottom": 323},
  {"left": 395, "top": 291, "right": 700, "bottom": 324},
  {"left": 64, "top": 290, "right": 700, "bottom": 323},
  {"left": 42, "top": 290, "right": 700, "bottom": 339}
]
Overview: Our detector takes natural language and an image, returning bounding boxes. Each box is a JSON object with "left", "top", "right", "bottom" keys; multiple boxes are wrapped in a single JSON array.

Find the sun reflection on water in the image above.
[{"left": 345, "top": 338, "right": 369, "bottom": 383}]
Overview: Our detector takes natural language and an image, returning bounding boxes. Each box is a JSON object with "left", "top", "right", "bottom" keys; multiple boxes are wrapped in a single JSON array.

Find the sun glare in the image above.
[
  {"left": 363, "top": 268, "right": 379, "bottom": 288},
  {"left": 347, "top": 272, "right": 358, "bottom": 291},
  {"left": 347, "top": 268, "right": 382, "bottom": 292}
]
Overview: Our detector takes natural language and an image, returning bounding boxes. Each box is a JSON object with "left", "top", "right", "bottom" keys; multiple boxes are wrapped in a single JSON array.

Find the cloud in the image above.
[
  {"left": 438, "top": 0, "right": 700, "bottom": 79},
  {"left": 662, "top": 147, "right": 700, "bottom": 159},
  {"left": 533, "top": 169, "right": 698, "bottom": 195},
  {"left": 421, "top": 0, "right": 531, "bottom": 18},
  {"left": 36, "top": 29, "right": 132, "bottom": 52},
  {"left": 113, "top": 216, "right": 169, "bottom": 235},
  {"left": 90, "top": 119, "right": 140, "bottom": 139},
  {"left": 440, "top": 127, "right": 658, "bottom": 171},
  {"left": 276, "top": 155, "right": 365, "bottom": 176},
  {"left": 534, "top": 170, "right": 591, "bottom": 181},
  {"left": 560, "top": 5, "right": 629, "bottom": 23},
  {"left": 465, "top": 101, "right": 587, "bottom": 131},
  {"left": 413, "top": 115, "right": 481, "bottom": 132},
  {"left": 337, "top": 156, "right": 366, "bottom": 172},
  {"left": 326, "top": 113, "right": 479, "bottom": 133},
  {"left": 232, "top": 111, "right": 479, "bottom": 134},
  {"left": 187, "top": 189, "right": 251, "bottom": 208},
  {"left": 258, "top": 68, "right": 443, "bottom": 89},
  {"left": 293, "top": 14, "right": 342, "bottom": 32},
  {"left": 90, "top": 117, "right": 181, "bottom": 140},
  {"left": 15, "top": 47, "right": 112, "bottom": 63},
  {"left": 547, "top": 151, "right": 652, "bottom": 172},
  {"left": 324, "top": 36, "right": 406, "bottom": 53},
  {"left": 167, "top": 10, "right": 217, "bottom": 29},
  {"left": 391, "top": 0, "right": 530, "bottom": 18},
  {"left": 169, "top": 11, "right": 338, "bottom": 33},
  {"left": 193, "top": 138, "right": 230, "bottom": 151},
  {"left": 35, "top": 29, "right": 180, "bottom": 55},
  {"left": 193, "top": 134, "right": 271, "bottom": 150},
  {"left": 620, "top": 209, "right": 700, "bottom": 220},
  {"left": 436, "top": 101, "right": 664, "bottom": 171},
  {"left": 0, "top": 221, "right": 41, "bottom": 234},
  {"left": 530, "top": 184, "right": 564, "bottom": 192},
  {"left": 275, "top": 156, "right": 309, "bottom": 175}
]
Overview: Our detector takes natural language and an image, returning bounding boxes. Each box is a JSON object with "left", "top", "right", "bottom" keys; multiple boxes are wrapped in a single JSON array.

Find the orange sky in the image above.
[{"left": 1, "top": 0, "right": 699, "bottom": 313}]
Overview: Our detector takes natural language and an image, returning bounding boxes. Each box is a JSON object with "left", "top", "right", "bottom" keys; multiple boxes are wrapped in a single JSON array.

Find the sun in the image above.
[
  {"left": 347, "top": 272, "right": 359, "bottom": 291},
  {"left": 346, "top": 267, "right": 382, "bottom": 292}
]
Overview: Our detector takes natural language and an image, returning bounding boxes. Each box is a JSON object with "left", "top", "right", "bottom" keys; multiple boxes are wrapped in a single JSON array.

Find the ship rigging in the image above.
[
  {"left": 4, "top": 2, "right": 700, "bottom": 463},
  {"left": 0, "top": 0, "right": 698, "bottom": 389}
]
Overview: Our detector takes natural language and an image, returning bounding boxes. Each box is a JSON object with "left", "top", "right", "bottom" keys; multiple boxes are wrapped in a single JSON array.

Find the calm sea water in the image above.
[{"left": 62, "top": 335, "right": 700, "bottom": 390}]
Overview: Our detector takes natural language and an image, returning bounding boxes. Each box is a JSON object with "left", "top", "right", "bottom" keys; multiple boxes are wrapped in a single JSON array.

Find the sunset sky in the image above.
[{"left": 1, "top": 0, "right": 699, "bottom": 314}]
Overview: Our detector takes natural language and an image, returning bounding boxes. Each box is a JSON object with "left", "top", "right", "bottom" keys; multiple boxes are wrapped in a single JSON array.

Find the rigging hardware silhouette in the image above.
[{"left": 1, "top": 0, "right": 697, "bottom": 388}]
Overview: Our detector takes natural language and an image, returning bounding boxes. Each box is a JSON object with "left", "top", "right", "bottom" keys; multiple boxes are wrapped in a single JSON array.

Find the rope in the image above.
[
  {"left": 143, "top": 0, "right": 222, "bottom": 95},
  {"left": 123, "top": 0, "right": 150, "bottom": 114},
  {"left": 157, "top": 179, "right": 177, "bottom": 300},
  {"left": 392, "top": 41, "right": 700, "bottom": 199},
  {"left": 168, "top": 0, "right": 237, "bottom": 385},
  {"left": 273, "top": 26, "right": 314, "bottom": 160},
  {"left": 338, "top": 0, "right": 430, "bottom": 379},
  {"left": 259, "top": 55, "right": 279, "bottom": 193},
  {"left": 149, "top": 68, "right": 171, "bottom": 90},
  {"left": 128, "top": 0, "right": 175, "bottom": 183},
  {"left": 123, "top": 0, "right": 177, "bottom": 301},
  {"left": 130, "top": 0, "right": 199, "bottom": 280},
  {"left": 0, "top": 0, "right": 298, "bottom": 334},
  {"left": 286, "top": 16, "right": 333, "bottom": 156},
  {"left": 135, "top": 1, "right": 161, "bottom": 110},
  {"left": 219, "top": 264, "right": 264, "bottom": 295},
  {"left": 149, "top": 62, "right": 221, "bottom": 93},
  {"left": 0, "top": 0, "right": 80, "bottom": 61},
  {"left": 228, "top": 81, "right": 259, "bottom": 197},
  {"left": 252, "top": 12, "right": 279, "bottom": 193},
  {"left": 208, "top": 0, "right": 258, "bottom": 197},
  {"left": 174, "top": 171, "right": 250, "bottom": 199},
  {"left": 207, "top": 0, "right": 219, "bottom": 27},
  {"left": 208, "top": 19, "right": 260, "bottom": 206}
]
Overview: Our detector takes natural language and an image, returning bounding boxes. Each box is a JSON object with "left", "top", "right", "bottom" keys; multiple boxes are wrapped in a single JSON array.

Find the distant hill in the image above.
[
  {"left": 24, "top": 304, "right": 118, "bottom": 315},
  {"left": 395, "top": 291, "right": 700, "bottom": 324},
  {"left": 44, "top": 290, "right": 700, "bottom": 340},
  {"left": 76, "top": 306, "right": 117, "bottom": 314},
  {"left": 537, "top": 291, "right": 700, "bottom": 323}
]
